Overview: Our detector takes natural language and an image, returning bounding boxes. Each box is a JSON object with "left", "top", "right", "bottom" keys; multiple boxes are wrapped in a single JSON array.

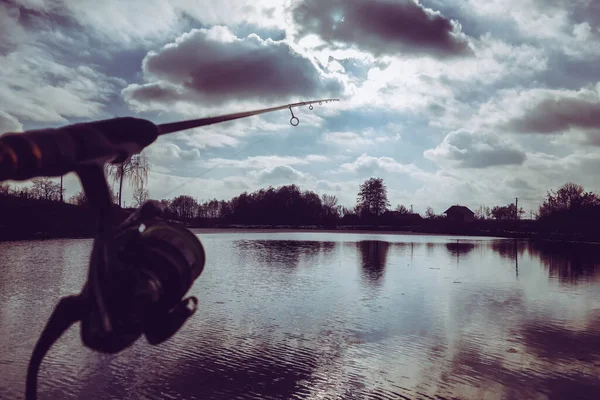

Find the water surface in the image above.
[{"left": 1, "top": 232, "right": 599, "bottom": 399}]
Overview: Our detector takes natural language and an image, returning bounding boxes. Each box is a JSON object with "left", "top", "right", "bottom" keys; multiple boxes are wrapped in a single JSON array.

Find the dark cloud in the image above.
[
  {"left": 507, "top": 97, "right": 600, "bottom": 134},
  {"left": 425, "top": 129, "right": 526, "bottom": 168},
  {"left": 123, "top": 27, "right": 343, "bottom": 110},
  {"left": 292, "top": 0, "right": 471, "bottom": 58}
]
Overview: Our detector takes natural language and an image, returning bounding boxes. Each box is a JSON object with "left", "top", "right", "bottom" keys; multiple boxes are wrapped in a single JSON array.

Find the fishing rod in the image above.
[{"left": 0, "top": 97, "right": 339, "bottom": 400}]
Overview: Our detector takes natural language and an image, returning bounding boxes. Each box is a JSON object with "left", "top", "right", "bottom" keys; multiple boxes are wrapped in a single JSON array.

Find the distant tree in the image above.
[
  {"left": 474, "top": 205, "right": 491, "bottom": 220},
  {"left": 425, "top": 206, "right": 436, "bottom": 219},
  {"left": 132, "top": 186, "right": 149, "bottom": 208},
  {"left": 322, "top": 194, "right": 341, "bottom": 219},
  {"left": 0, "top": 182, "right": 9, "bottom": 196},
  {"left": 69, "top": 191, "right": 88, "bottom": 206},
  {"left": 484, "top": 206, "right": 492, "bottom": 219},
  {"left": 170, "top": 195, "right": 198, "bottom": 219},
  {"left": 538, "top": 182, "right": 600, "bottom": 218},
  {"left": 70, "top": 187, "right": 117, "bottom": 207},
  {"left": 491, "top": 203, "right": 525, "bottom": 220},
  {"left": 105, "top": 152, "right": 150, "bottom": 207},
  {"left": 356, "top": 178, "right": 390, "bottom": 217},
  {"left": 394, "top": 204, "right": 409, "bottom": 214},
  {"left": 198, "top": 199, "right": 222, "bottom": 218},
  {"left": 31, "top": 178, "right": 61, "bottom": 201}
]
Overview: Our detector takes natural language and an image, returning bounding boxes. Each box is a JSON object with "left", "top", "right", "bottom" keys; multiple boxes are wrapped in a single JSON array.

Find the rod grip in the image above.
[{"left": 0, "top": 117, "right": 158, "bottom": 181}]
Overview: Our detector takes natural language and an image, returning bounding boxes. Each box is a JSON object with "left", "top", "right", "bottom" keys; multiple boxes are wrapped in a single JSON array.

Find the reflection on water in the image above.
[
  {"left": 357, "top": 241, "right": 390, "bottom": 286},
  {"left": 529, "top": 241, "right": 600, "bottom": 284},
  {"left": 445, "top": 240, "right": 476, "bottom": 256},
  {"left": 1, "top": 233, "right": 600, "bottom": 399}
]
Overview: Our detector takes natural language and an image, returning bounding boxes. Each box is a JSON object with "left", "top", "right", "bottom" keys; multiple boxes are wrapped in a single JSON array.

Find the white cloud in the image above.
[
  {"left": 202, "top": 154, "right": 329, "bottom": 170},
  {"left": 339, "top": 153, "right": 426, "bottom": 177},
  {"left": 0, "top": 111, "right": 23, "bottom": 133},
  {"left": 250, "top": 165, "right": 309, "bottom": 184},
  {"left": 0, "top": 47, "right": 125, "bottom": 123},
  {"left": 424, "top": 129, "right": 527, "bottom": 168},
  {"left": 336, "top": 34, "right": 547, "bottom": 118}
]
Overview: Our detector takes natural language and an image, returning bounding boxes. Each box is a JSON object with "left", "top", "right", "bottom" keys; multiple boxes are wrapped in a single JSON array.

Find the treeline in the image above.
[
  {"left": 158, "top": 186, "right": 345, "bottom": 226},
  {"left": 2, "top": 178, "right": 600, "bottom": 240}
]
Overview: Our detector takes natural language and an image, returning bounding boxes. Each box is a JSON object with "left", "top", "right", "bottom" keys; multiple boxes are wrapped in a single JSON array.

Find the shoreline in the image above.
[{"left": 2, "top": 225, "right": 595, "bottom": 245}]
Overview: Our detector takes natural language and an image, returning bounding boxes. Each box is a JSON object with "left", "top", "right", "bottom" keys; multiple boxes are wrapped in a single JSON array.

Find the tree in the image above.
[
  {"left": 170, "top": 195, "right": 198, "bottom": 219},
  {"left": 356, "top": 178, "right": 390, "bottom": 217},
  {"left": 70, "top": 187, "right": 117, "bottom": 207},
  {"left": 474, "top": 205, "right": 491, "bottom": 220},
  {"left": 538, "top": 182, "right": 600, "bottom": 218},
  {"left": 105, "top": 152, "right": 150, "bottom": 207},
  {"left": 394, "top": 204, "right": 409, "bottom": 214},
  {"left": 69, "top": 191, "right": 88, "bottom": 206},
  {"left": 322, "top": 194, "right": 341, "bottom": 219},
  {"left": 425, "top": 206, "right": 436, "bottom": 219},
  {"left": 0, "top": 182, "right": 9, "bottom": 196},
  {"left": 31, "top": 178, "right": 62, "bottom": 201},
  {"left": 132, "top": 186, "right": 149, "bottom": 208},
  {"left": 491, "top": 203, "right": 525, "bottom": 220}
]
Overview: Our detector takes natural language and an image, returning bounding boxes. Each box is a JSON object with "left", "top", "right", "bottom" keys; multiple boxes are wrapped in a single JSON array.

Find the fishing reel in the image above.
[
  {"left": 23, "top": 164, "right": 205, "bottom": 400},
  {"left": 81, "top": 199, "right": 205, "bottom": 353}
]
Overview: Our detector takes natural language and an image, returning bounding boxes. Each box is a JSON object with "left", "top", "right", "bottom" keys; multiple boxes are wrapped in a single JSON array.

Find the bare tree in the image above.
[
  {"left": 0, "top": 182, "right": 9, "bottom": 196},
  {"left": 425, "top": 206, "right": 436, "bottom": 219},
  {"left": 105, "top": 152, "right": 150, "bottom": 207},
  {"left": 70, "top": 186, "right": 117, "bottom": 206},
  {"left": 322, "top": 194, "right": 341, "bottom": 218},
  {"left": 132, "top": 186, "right": 149, "bottom": 208},
  {"left": 31, "top": 178, "right": 61, "bottom": 201},
  {"left": 394, "top": 204, "right": 409, "bottom": 214}
]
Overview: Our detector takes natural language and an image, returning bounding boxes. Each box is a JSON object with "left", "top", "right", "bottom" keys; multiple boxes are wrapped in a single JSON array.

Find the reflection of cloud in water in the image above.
[
  {"left": 528, "top": 241, "right": 600, "bottom": 284},
  {"left": 519, "top": 317, "right": 600, "bottom": 363},
  {"left": 357, "top": 241, "right": 390, "bottom": 286}
]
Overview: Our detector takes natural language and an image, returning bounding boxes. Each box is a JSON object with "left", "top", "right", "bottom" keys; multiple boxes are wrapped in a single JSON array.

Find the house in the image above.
[{"left": 444, "top": 205, "right": 475, "bottom": 222}]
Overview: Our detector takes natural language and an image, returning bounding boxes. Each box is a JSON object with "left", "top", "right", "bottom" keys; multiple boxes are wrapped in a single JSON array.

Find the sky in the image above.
[{"left": 1, "top": 0, "right": 600, "bottom": 214}]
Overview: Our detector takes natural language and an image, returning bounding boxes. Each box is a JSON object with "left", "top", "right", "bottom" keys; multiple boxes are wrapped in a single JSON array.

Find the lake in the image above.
[{"left": 1, "top": 232, "right": 599, "bottom": 399}]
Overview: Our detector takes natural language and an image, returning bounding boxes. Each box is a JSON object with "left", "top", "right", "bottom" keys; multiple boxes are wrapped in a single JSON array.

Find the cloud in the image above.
[
  {"left": 145, "top": 141, "right": 200, "bottom": 163},
  {"left": 0, "top": 111, "right": 23, "bottom": 133},
  {"left": 123, "top": 26, "right": 344, "bottom": 112},
  {"left": 503, "top": 88, "right": 600, "bottom": 134},
  {"left": 425, "top": 129, "right": 526, "bottom": 168},
  {"left": 250, "top": 165, "right": 308, "bottom": 184},
  {"left": 469, "top": 0, "right": 600, "bottom": 58},
  {"left": 202, "top": 155, "right": 329, "bottom": 170},
  {"left": 0, "top": 47, "right": 125, "bottom": 123},
  {"left": 339, "top": 153, "right": 424, "bottom": 176},
  {"left": 322, "top": 131, "right": 374, "bottom": 148},
  {"left": 321, "top": 128, "right": 400, "bottom": 149},
  {"left": 292, "top": 0, "right": 471, "bottom": 58},
  {"left": 0, "top": 2, "right": 28, "bottom": 54}
]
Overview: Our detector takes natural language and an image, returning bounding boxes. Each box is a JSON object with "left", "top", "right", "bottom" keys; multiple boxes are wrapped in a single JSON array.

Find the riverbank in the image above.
[{"left": 0, "top": 198, "right": 597, "bottom": 243}]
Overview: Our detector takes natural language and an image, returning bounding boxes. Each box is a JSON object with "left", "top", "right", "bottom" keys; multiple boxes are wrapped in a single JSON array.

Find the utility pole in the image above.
[
  {"left": 515, "top": 197, "right": 518, "bottom": 220},
  {"left": 60, "top": 175, "right": 63, "bottom": 202}
]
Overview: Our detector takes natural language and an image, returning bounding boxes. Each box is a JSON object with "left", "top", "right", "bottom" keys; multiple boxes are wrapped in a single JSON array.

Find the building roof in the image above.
[{"left": 444, "top": 205, "right": 474, "bottom": 215}]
